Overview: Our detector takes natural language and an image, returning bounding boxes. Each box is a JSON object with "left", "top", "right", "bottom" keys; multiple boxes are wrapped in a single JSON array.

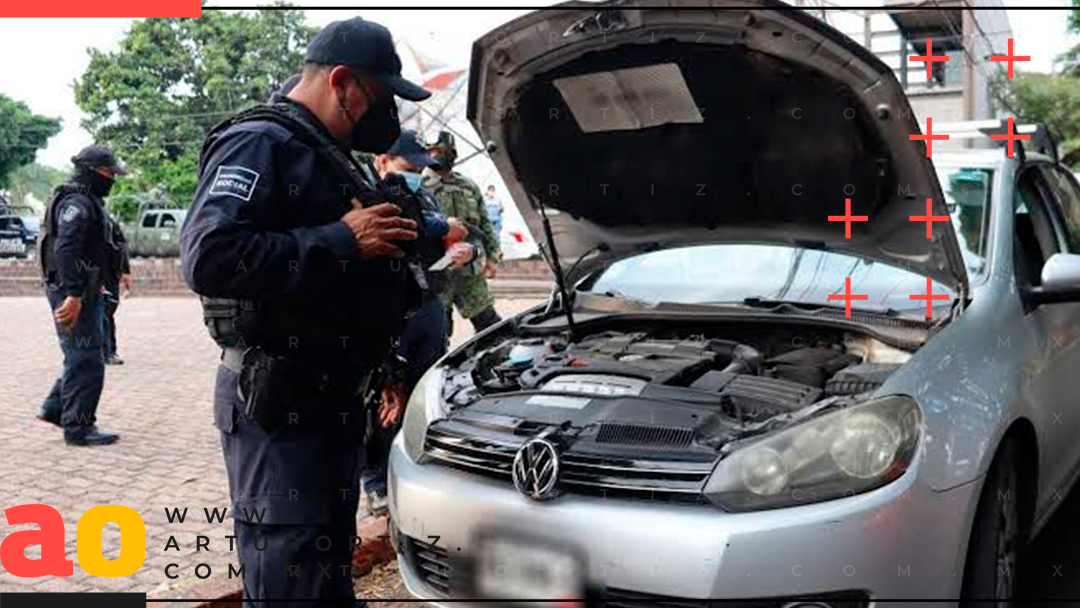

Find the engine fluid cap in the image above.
[{"left": 509, "top": 341, "right": 549, "bottom": 367}]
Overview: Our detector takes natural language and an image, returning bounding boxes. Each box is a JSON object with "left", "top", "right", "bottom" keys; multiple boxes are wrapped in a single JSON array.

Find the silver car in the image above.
[{"left": 388, "top": 3, "right": 1080, "bottom": 606}]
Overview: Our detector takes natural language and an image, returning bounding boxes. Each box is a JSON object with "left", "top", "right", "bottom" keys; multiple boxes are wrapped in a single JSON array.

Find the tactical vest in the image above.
[
  {"left": 195, "top": 103, "right": 422, "bottom": 349},
  {"left": 38, "top": 184, "right": 106, "bottom": 291}
]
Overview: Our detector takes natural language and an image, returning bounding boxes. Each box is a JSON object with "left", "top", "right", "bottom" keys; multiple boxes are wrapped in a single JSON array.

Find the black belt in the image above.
[{"left": 221, "top": 347, "right": 375, "bottom": 400}]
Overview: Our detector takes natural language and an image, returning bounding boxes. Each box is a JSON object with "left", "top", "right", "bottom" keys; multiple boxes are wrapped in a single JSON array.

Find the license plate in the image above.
[
  {"left": 0, "top": 238, "right": 23, "bottom": 253},
  {"left": 475, "top": 535, "right": 584, "bottom": 603}
]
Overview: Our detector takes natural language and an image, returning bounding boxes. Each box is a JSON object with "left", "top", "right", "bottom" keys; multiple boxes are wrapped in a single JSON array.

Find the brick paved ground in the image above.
[{"left": 0, "top": 295, "right": 542, "bottom": 602}]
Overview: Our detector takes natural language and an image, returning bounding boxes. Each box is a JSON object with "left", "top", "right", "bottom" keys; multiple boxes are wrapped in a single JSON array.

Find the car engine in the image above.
[
  {"left": 424, "top": 323, "right": 914, "bottom": 502},
  {"left": 438, "top": 325, "right": 909, "bottom": 441}
]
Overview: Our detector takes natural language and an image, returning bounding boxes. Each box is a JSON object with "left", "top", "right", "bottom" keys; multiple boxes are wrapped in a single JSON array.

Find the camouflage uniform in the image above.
[{"left": 431, "top": 171, "right": 502, "bottom": 320}]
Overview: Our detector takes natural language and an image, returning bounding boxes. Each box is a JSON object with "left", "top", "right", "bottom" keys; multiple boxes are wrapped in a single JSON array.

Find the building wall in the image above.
[
  {"left": 828, "top": 3, "right": 1012, "bottom": 127},
  {"left": 968, "top": 0, "right": 1014, "bottom": 122}
]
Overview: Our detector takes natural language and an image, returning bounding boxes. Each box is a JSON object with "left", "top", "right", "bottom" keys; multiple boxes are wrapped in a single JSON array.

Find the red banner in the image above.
[{"left": 1, "top": 0, "right": 201, "bottom": 17}]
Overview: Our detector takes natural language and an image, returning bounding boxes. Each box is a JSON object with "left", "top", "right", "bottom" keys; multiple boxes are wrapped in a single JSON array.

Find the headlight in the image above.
[
  {"left": 401, "top": 366, "right": 446, "bottom": 462},
  {"left": 704, "top": 395, "right": 921, "bottom": 512}
]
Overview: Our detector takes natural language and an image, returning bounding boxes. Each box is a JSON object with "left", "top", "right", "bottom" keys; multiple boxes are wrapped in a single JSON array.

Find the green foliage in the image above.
[
  {"left": 74, "top": 7, "right": 316, "bottom": 206},
  {"left": 0, "top": 94, "right": 61, "bottom": 190},
  {"left": 1059, "top": 0, "right": 1080, "bottom": 76},
  {"left": 990, "top": 71, "right": 1080, "bottom": 166},
  {"left": 5, "top": 163, "right": 69, "bottom": 211}
]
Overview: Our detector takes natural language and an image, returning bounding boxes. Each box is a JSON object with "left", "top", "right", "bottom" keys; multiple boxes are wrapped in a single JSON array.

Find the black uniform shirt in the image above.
[
  {"left": 45, "top": 187, "right": 107, "bottom": 298},
  {"left": 180, "top": 100, "right": 414, "bottom": 364}
]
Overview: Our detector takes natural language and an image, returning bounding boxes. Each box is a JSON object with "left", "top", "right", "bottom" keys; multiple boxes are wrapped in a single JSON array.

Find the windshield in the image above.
[
  {"left": 20, "top": 216, "right": 40, "bottom": 233},
  {"left": 938, "top": 164, "right": 992, "bottom": 276},
  {"left": 587, "top": 244, "right": 956, "bottom": 316}
]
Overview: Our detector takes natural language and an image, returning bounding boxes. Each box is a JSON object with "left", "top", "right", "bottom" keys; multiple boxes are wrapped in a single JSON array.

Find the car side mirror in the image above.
[{"left": 1027, "top": 253, "right": 1080, "bottom": 305}]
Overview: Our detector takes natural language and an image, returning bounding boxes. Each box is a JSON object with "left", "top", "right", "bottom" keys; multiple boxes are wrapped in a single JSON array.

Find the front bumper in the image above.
[{"left": 388, "top": 433, "right": 979, "bottom": 607}]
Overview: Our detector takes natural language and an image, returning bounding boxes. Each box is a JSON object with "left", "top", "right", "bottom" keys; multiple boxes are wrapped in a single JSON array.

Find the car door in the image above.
[
  {"left": 157, "top": 212, "right": 179, "bottom": 256},
  {"left": 1013, "top": 163, "right": 1080, "bottom": 513},
  {"left": 139, "top": 212, "right": 159, "bottom": 256}
]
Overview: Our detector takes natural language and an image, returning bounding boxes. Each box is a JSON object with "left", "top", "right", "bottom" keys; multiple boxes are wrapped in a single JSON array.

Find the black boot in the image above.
[
  {"left": 36, "top": 412, "right": 61, "bottom": 426},
  {"left": 65, "top": 426, "right": 120, "bottom": 447},
  {"left": 469, "top": 306, "right": 502, "bottom": 333}
]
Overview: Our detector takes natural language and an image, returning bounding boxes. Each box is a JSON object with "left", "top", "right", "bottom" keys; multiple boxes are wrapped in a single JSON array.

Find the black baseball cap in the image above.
[
  {"left": 387, "top": 130, "right": 439, "bottom": 168},
  {"left": 305, "top": 18, "right": 431, "bottom": 102},
  {"left": 71, "top": 145, "right": 126, "bottom": 175}
]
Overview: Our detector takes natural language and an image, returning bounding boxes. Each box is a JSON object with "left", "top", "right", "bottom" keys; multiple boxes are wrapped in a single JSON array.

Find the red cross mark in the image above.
[
  {"left": 991, "top": 38, "right": 1030, "bottom": 79},
  {"left": 910, "top": 198, "right": 951, "bottom": 239},
  {"left": 910, "top": 117, "right": 950, "bottom": 158},
  {"left": 990, "top": 117, "right": 1031, "bottom": 158},
  {"left": 909, "top": 277, "right": 950, "bottom": 318},
  {"left": 911, "top": 38, "right": 950, "bottom": 80},
  {"left": 828, "top": 198, "right": 868, "bottom": 239},
  {"left": 828, "top": 277, "right": 869, "bottom": 318}
]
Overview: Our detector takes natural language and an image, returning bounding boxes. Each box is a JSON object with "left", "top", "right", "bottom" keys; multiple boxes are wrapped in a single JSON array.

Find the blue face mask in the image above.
[{"left": 399, "top": 171, "right": 424, "bottom": 193}]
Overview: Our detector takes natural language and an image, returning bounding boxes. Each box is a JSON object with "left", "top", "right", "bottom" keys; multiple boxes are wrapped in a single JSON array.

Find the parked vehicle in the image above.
[
  {"left": 0, "top": 203, "right": 41, "bottom": 258},
  {"left": 117, "top": 196, "right": 187, "bottom": 257},
  {"left": 388, "top": 3, "right": 1080, "bottom": 606}
]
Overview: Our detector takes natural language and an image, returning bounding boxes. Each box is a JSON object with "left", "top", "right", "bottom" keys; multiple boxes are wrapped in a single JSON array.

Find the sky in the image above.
[{"left": 0, "top": 1, "right": 1075, "bottom": 170}]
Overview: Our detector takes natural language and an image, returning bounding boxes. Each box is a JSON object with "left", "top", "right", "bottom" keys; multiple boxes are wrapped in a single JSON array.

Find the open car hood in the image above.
[{"left": 467, "top": 0, "right": 968, "bottom": 295}]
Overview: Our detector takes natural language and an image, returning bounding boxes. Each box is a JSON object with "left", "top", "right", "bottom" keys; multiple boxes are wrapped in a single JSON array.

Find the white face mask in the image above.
[{"left": 421, "top": 167, "right": 441, "bottom": 188}]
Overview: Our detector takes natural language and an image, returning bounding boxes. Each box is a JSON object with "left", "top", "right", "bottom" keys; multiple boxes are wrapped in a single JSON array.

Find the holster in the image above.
[
  {"left": 236, "top": 348, "right": 297, "bottom": 431},
  {"left": 228, "top": 346, "right": 378, "bottom": 432}
]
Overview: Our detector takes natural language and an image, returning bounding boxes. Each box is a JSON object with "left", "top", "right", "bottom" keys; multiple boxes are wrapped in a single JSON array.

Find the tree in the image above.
[
  {"left": 74, "top": 8, "right": 316, "bottom": 208},
  {"left": 6, "top": 163, "right": 69, "bottom": 212},
  {"left": 990, "top": 71, "right": 1080, "bottom": 165},
  {"left": 1059, "top": 0, "right": 1080, "bottom": 77},
  {"left": 0, "top": 94, "right": 61, "bottom": 190}
]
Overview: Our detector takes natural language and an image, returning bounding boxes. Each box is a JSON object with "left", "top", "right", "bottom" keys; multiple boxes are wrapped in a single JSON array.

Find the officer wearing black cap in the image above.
[
  {"left": 37, "top": 145, "right": 125, "bottom": 446},
  {"left": 179, "top": 17, "right": 430, "bottom": 606},
  {"left": 360, "top": 130, "right": 477, "bottom": 514}
]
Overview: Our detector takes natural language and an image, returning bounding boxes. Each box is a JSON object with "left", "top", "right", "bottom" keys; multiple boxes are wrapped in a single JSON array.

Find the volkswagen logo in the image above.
[{"left": 512, "top": 438, "right": 560, "bottom": 501}]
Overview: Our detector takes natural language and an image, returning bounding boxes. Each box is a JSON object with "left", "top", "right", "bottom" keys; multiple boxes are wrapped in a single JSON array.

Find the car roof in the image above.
[{"left": 934, "top": 148, "right": 1057, "bottom": 169}]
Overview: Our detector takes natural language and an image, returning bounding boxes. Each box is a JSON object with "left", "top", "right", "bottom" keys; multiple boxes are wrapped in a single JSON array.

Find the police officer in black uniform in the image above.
[
  {"left": 179, "top": 17, "right": 430, "bottom": 606},
  {"left": 38, "top": 145, "right": 125, "bottom": 447}
]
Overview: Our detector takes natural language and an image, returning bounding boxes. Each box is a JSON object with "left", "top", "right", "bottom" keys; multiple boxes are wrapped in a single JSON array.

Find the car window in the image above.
[
  {"left": 936, "top": 165, "right": 992, "bottom": 276},
  {"left": 1014, "top": 168, "right": 1062, "bottom": 286},
  {"left": 1042, "top": 166, "right": 1080, "bottom": 253},
  {"left": 159, "top": 213, "right": 177, "bottom": 228},
  {"left": 142, "top": 213, "right": 158, "bottom": 228},
  {"left": 587, "top": 244, "right": 955, "bottom": 315}
]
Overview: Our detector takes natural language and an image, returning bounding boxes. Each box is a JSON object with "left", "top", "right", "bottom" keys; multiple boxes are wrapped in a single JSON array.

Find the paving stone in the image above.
[{"left": 1, "top": 296, "right": 542, "bottom": 599}]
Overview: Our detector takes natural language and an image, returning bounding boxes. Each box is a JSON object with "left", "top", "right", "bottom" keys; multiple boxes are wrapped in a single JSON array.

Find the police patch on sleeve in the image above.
[
  {"left": 60, "top": 205, "right": 81, "bottom": 224},
  {"left": 209, "top": 165, "right": 261, "bottom": 202}
]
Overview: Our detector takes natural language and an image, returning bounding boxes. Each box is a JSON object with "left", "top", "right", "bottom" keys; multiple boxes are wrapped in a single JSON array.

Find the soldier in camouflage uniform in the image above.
[{"left": 428, "top": 131, "right": 503, "bottom": 333}]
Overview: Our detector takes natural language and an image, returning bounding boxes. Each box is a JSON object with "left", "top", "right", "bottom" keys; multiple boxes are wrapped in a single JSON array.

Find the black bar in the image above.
[{"left": 0, "top": 592, "right": 147, "bottom": 608}]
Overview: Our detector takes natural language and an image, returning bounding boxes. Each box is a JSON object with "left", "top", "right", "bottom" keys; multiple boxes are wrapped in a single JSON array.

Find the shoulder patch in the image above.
[
  {"left": 209, "top": 165, "right": 261, "bottom": 201},
  {"left": 60, "top": 204, "right": 82, "bottom": 224}
]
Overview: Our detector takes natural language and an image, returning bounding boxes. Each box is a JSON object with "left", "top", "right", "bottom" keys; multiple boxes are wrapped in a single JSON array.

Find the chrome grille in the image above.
[
  {"left": 407, "top": 536, "right": 453, "bottom": 596},
  {"left": 424, "top": 427, "right": 713, "bottom": 503}
]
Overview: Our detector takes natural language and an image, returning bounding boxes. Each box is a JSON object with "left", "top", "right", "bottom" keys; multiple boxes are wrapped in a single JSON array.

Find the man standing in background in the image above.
[
  {"left": 428, "top": 131, "right": 503, "bottom": 333},
  {"left": 361, "top": 130, "right": 476, "bottom": 514},
  {"left": 484, "top": 184, "right": 503, "bottom": 245},
  {"left": 37, "top": 145, "right": 125, "bottom": 446},
  {"left": 101, "top": 213, "right": 131, "bottom": 365}
]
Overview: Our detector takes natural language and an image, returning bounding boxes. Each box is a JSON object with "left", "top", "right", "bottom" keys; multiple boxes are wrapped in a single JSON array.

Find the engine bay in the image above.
[{"left": 437, "top": 321, "right": 914, "bottom": 452}]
